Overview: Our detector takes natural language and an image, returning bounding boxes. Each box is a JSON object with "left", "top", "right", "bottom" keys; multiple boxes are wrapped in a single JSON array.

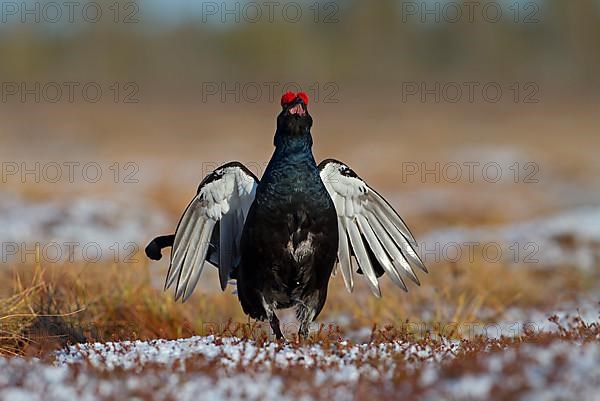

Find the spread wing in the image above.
[
  {"left": 165, "top": 162, "right": 258, "bottom": 302},
  {"left": 318, "top": 159, "right": 427, "bottom": 297}
]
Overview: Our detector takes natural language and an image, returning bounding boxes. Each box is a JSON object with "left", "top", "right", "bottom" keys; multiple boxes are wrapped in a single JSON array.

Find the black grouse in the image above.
[{"left": 146, "top": 91, "right": 427, "bottom": 339}]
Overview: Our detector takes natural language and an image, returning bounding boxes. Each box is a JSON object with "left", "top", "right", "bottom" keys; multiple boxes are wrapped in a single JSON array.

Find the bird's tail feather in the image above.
[{"left": 145, "top": 234, "right": 175, "bottom": 260}]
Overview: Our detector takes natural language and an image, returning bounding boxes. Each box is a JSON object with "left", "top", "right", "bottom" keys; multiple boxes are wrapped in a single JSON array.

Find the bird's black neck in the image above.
[
  {"left": 273, "top": 130, "right": 314, "bottom": 159},
  {"left": 259, "top": 129, "right": 327, "bottom": 206}
]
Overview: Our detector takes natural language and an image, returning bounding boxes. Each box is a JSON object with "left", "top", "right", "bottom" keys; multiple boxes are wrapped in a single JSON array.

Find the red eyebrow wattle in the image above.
[
  {"left": 281, "top": 92, "right": 297, "bottom": 106},
  {"left": 280, "top": 91, "right": 309, "bottom": 106},
  {"left": 296, "top": 92, "right": 309, "bottom": 105}
]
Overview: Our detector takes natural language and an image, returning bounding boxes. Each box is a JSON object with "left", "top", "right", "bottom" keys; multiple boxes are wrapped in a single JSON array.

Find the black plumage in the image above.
[
  {"left": 237, "top": 96, "right": 338, "bottom": 338},
  {"left": 146, "top": 93, "right": 426, "bottom": 340}
]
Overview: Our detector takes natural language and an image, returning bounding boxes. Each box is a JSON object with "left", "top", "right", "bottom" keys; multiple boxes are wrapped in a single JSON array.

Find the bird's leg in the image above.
[
  {"left": 268, "top": 313, "right": 285, "bottom": 340},
  {"left": 296, "top": 304, "right": 314, "bottom": 340},
  {"left": 298, "top": 319, "right": 310, "bottom": 339},
  {"left": 261, "top": 296, "right": 284, "bottom": 340}
]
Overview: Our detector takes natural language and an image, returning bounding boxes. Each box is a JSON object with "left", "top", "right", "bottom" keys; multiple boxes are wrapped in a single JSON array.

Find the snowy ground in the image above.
[
  {"left": 0, "top": 191, "right": 168, "bottom": 263},
  {"left": 421, "top": 207, "right": 600, "bottom": 271},
  {"left": 1, "top": 332, "right": 599, "bottom": 401}
]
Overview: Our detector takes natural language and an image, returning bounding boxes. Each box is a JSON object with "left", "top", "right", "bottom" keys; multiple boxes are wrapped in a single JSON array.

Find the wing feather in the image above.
[
  {"left": 370, "top": 191, "right": 418, "bottom": 248},
  {"left": 168, "top": 214, "right": 202, "bottom": 290},
  {"left": 356, "top": 215, "right": 408, "bottom": 291},
  {"left": 165, "top": 162, "right": 258, "bottom": 301},
  {"left": 181, "top": 220, "right": 215, "bottom": 302},
  {"left": 346, "top": 216, "right": 381, "bottom": 297},
  {"left": 319, "top": 159, "right": 426, "bottom": 296},
  {"left": 366, "top": 211, "right": 420, "bottom": 285},
  {"left": 174, "top": 219, "right": 205, "bottom": 299},
  {"left": 219, "top": 212, "right": 235, "bottom": 290},
  {"left": 337, "top": 216, "right": 354, "bottom": 292},
  {"left": 372, "top": 203, "right": 428, "bottom": 274}
]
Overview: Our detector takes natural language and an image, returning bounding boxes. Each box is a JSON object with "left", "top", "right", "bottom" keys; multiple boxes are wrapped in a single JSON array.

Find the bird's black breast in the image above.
[{"left": 238, "top": 158, "right": 338, "bottom": 311}]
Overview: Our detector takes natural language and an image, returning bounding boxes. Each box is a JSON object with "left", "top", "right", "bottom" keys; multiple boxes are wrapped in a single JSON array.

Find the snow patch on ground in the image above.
[
  {"left": 421, "top": 207, "right": 600, "bottom": 270},
  {"left": 0, "top": 191, "right": 169, "bottom": 262},
  {"left": 55, "top": 335, "right": 458, "bottom": 371},
  {"left": 1, "top": 335, "right": 599, "bottom": 401},
  {"left": 495, "top": 298, "right": 599, "bottom": 336},
  {"left": 0, "top": 337, "right": 458, "bottom": 401}
]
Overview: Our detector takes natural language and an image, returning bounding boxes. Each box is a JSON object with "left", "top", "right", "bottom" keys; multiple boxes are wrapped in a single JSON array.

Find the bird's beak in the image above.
[{"left": 288, "top": 100, "right": 306, "bottom": 116}]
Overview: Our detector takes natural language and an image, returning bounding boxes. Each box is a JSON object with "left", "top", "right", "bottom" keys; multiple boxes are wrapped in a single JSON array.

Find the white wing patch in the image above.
[
  {"left": 319, "top": 160, "right": 427, "bottom": 297},
  {"left": 166, "top": 164, "right": 258, "bottom": 302}
]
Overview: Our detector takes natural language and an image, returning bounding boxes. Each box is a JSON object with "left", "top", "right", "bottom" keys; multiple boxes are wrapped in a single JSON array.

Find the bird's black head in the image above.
[{"left": 275, "top": 92, "right": 313, "bottom": 147}]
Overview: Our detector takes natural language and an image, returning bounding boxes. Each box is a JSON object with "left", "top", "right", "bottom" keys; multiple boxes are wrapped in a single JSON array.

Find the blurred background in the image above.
[{"left": 1, "top": 0, "right": 599, "bottom": 340}]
